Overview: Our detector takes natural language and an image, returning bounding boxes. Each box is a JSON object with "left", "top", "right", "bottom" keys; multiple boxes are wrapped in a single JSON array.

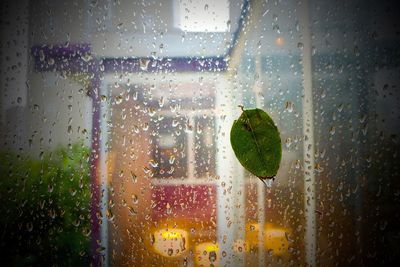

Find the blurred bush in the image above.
[{"left": 0, "top": 144, "right": 91, "bottom": 266}]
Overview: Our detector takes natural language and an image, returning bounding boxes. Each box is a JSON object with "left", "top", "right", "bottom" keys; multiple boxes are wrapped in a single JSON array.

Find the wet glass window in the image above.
[{"left": 1, "top": 0, "right": 399, "bottom": 266}]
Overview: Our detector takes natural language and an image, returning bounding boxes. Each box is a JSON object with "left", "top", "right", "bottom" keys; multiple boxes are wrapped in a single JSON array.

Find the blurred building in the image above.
[{"left": 1, "top": 0, "right": 399, "bottom": 266}]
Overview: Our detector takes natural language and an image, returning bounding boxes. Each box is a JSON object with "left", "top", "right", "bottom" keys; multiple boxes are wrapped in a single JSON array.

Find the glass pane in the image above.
[{"left": 1, "top": 0, "right": 399, "bottom": 266}]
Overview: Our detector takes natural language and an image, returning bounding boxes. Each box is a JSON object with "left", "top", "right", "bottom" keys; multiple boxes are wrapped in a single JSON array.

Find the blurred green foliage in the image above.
[{"left": 0, "top": 144, "right": 91, "bottom": 266}]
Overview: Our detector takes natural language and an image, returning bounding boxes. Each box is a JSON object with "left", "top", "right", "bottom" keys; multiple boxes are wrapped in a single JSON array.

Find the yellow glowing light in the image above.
[
  {"left": 161, "top": 231, "right": 181, "bottom": 239},
  {"left": 264, "top": 226, "right": 289, "bottom": 256},
  {"left": 195, "top": 242, "right": 219, "bottom": 267},
  {"left": 245, "top": 223, "right": 290, "bottom": 256},
  {"left": 152, "top": 229, "right": 188, "bottom": 257},
  {"left": 275, "top": 37, "right": 285, "bottom": 46},
  {"left": 204, "top": 243, "right": 219, "bottom": 253},
  {"left": 266, "top": 228, "right": 286, "bottom": 238}
]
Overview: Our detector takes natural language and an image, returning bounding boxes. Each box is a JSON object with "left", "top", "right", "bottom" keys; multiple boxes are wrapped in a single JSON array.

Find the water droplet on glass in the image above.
[
  {"left": 184, "top": 123, "right": 193, "bottom": 133},
  {"left": 169, "top": 155, "right": 176, "bottom": 164},
  {"left": 158, "top": 96, "right": 165, "bottom": 108},
  {"left": 26, "top": 222, "right": 34, "bottom": 232},
  {"left": 39, "top": 50, "right": 45, "bottom": 62},
  {"left": 133, "top": 124, "right": 140, "bottom": 134},
  {"left": 149, "top": 159, "right": 158, "bottom": 168},
  {"left": 321, "top": 89, "right": 326, "bottom": 98},
  {"left": 106, "top": 209, "right": 114, "bottom": 221},
  {"left": 142, "top": 122, "right": 149, "bottom": 131},
  {"left": 81, "top": 53, "right": 92, "bottom": 62},
  {"left": 285, "top": 137, "right": 292, "bottom": 148},
  {"left": 172, "top": 119, "right": 179, "bottom": 127},
  {"left": 148, "top": 107, "right": 156, "bottom": 117},
  {"left": 329, "top": 126, "right": 335, "bottom": 135},
  {"left": 359, "top": 114, "right": 367, "bottom": 123},
  {"left": 128, "top": 206, "right": 137, "bottom": 216},
  {"left": 167, "top": 248, "right": 173, "bottom": 256},
  {"left": 132, "top": 194, "right": 138, "bottom": 204},
  {"left": 139, "top": 58, "right": 150, "bottom": 71},
  {"left": 285, "top": 101, "right": 294, "bottom": 112},
  {"left": 196, "top": 123, "right": 203, "bottom": 134},
  {"left": 166, "top": 203, "right": 172, "bottom": 215},
  {"left": 131, "top": 171, "right": 137, "bottom": 183},
  {"left": 297, "top": 42, "right": 304, "bottom": 49},
  {"left": 148, "top": 234, "right": 155, "bottom": 246},
  {"left": 209, "top": 251, "right": 217, "bottom": 262},
  {"left": 380, "top": 220, "right": 388, "bottom": 231},
  {"left": 315, "top": 162, "right": 324, "bottom": 173},
  {"left": 115, "top": 95, "right": 123, "bottom": 105},
  {"left": 143, "top": 166, "right": 151, "bottom": 174},
  {"left": 337, "top": 103, "right": 344, "bottom": 112},
  {"left": 267, "top": 249, "right": 274, "bottom": 256},
  {"left": 73, "top": 219, "right": 81, "bottom": 227}
]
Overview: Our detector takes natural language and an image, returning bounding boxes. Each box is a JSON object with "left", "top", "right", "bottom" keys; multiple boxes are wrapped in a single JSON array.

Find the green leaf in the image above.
[{"left": 230, "top": 107, "right": 282, "bottom": 181}]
